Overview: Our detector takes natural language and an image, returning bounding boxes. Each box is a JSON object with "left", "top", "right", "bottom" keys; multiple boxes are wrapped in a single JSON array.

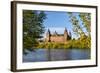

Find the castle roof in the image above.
[
  {"left": 54, "top": 31, "right": 58, "bottom": 36},
  {"left": 64, "top": 27, "right": 68, "bottom": 33},
  {"left": 47, "top": 29, "right": 51, "bottom": 34},
  {"left": 46, "top": 27, "right": 70, "bottom": 37}
]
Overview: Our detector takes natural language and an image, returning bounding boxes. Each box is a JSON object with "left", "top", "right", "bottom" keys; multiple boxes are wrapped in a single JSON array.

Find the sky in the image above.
[{"left": 43, "top": 11, "right": 78, "bottom": 39}]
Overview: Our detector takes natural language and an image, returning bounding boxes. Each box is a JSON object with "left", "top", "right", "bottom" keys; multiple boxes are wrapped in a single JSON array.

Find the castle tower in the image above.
[
  {"left": 69, "top": 31, "right": 71, "bottom": 36},
  {"left": 46, "top": 29, "right": 51, "bottom": 42},
  {"left": 64, "top": 28, "right": 68, "bottom": 41},
  {"left": 54, "top": 31, "right": 58, "bottom": 36},
  {"left": 68, "top": 31, "right": 71, "bottom": 40}
]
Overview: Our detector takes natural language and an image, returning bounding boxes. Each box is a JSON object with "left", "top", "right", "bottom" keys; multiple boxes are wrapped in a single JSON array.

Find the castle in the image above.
[{"left": 45, "top": 28, "right": 71, "bottom": 42}]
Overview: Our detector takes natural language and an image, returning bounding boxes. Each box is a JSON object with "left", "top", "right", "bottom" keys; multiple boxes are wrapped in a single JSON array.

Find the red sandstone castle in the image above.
[{"left": 45, "top": 28, "right": 71, "bottom": 42}]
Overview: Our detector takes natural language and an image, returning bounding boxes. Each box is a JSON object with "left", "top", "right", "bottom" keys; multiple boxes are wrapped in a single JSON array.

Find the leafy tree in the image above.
[
  {"left": 79, "top": 13, "right": 91, "bottom": 37},
  {"left": 68, "top": 12, "right": 91, "bottom": 49},
  {"left": 68, "top": 12, "right": 91, "bottom": 38},
  {"left": 23, "top": 10, "right": 46, "bottom": 50}
]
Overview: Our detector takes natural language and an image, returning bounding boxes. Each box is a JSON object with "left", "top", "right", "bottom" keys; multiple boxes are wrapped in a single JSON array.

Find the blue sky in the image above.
[
  {"left": 42, "top": 11, "right": 89, "bottom": 39},
  {"left": 43, "top": 11, "right": 77, "bottom": 39}
]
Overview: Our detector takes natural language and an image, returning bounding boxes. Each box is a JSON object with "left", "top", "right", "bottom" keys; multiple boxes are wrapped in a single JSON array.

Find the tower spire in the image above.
[
  {"left": 47, "top": 29, "right": 51, "bottom": 35},
  {"left": 64, "top": 27, "right": 68, "bottom": 33},
  {"left": 69, "top": 31, "right": 71, "bottom": 36},
  {"left": 54, "top": 31, "right": 58, "bottom": 36},
  {"left": 46, "top": 29, "right": 51, "bottom": 42}
]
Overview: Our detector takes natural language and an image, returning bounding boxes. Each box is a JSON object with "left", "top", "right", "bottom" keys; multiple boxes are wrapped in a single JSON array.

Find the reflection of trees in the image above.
[
  {"left": 47, "top": 48, "right": 51, "bottom": 61},
  {"left": 23, "top": 10, "right": 46, "bottom": 50}
]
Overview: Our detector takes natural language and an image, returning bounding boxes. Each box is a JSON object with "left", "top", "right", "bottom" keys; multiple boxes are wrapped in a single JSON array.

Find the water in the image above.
[{"left": 23, "top": 48, "right": 90, "bottom": 62}]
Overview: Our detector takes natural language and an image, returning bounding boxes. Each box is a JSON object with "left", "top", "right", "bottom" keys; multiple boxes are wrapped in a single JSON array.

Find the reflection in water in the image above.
[{"left": 23, "top": 48, "right": 90, "bottom": 62}]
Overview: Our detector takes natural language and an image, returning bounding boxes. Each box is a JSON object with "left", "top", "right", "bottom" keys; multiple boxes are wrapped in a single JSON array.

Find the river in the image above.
[{"left": 23, "top": 48, "right": 90, "bottom": 62}]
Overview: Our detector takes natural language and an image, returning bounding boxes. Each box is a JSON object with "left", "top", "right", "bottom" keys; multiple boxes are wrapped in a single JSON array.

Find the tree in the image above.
[
  {"left": 23, "top": 10, "right": 46, "bottom": 50},
  {"left": 79, "top": 13, "right": 91, "bottom": 37},
  {"left": 68, "top": 12, "right": 91, "bottom": 38},
  {"left": 68, "top": 12, "right": 91, "bottom": 49}
]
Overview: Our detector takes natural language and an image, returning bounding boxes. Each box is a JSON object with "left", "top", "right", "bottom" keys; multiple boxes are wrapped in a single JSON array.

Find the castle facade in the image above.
[{"left": 45, "top": 28, "right": 71, "bottom": 43}]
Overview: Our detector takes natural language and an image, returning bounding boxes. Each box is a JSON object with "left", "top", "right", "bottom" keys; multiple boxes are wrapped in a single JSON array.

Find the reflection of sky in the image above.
[{"left": 43, "top": 11, "right": 88, "bottom": 39}]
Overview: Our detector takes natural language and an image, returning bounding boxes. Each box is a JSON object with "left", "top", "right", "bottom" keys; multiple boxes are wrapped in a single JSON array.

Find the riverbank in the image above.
[{"left": 34, "top": 39, "right": 90, "bottom": 49}]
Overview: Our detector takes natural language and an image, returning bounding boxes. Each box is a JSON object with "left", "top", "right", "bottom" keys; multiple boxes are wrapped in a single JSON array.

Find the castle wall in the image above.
[
  {"left": 50, "top": 36, "right": 65, "bottom": 42},
  {"left": 46, "top": 36, "right": 49, "bottom": 42},
  {"left": 45, "top": 28, "right": 71, "bottom": 42}
]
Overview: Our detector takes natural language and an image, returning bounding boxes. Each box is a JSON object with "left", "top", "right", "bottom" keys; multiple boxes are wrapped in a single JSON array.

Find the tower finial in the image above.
[
  {"left": 54, "top": 31, "right": 58, "bottom": 36},
  {"left": 46, "top": 29, "right": 51, "bottom": 35},
  {"left": 69, "top": 31, "right": 71, "bottom": 36},
  {"left": 64, "top": 27, "right": 68, "bottom": 33},
  {"left": 48, "top": 29, "right": 50, "bottom": 31}
]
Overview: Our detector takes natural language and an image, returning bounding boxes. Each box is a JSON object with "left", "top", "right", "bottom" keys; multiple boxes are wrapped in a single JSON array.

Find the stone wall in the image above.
[{"left": 50, "top": 36, "right": 65, "bottom": 42}]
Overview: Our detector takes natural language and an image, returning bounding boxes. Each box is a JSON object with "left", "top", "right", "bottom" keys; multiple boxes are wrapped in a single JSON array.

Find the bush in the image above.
[{"left": 35, "top": 36, "right": 91, "bottom": 49}]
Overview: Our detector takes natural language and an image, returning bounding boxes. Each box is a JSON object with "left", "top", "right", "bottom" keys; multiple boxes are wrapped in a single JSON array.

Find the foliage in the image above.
[
  {"left": 79, "top": 13, "right": 91, "bottom": 36},
  {"left": 23, "top": 11, "right": 91, "bottom": 50},
  {"left": 35, "top": 36, "right": 91, "bottom": 49},
  {"left": 67, "top": 12, "right": 91, "bottom": 49},
  {"left": 68, "top": 12, "right": 91, "bottom": 38},
  {"left": 23, "top": 10, "right": 46, "bottom": 50}
]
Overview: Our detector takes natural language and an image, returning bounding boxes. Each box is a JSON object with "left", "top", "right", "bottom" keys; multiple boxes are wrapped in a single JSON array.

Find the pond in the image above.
[{"left": 23, "top": 48, "right": 90, "bottom": 62}]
